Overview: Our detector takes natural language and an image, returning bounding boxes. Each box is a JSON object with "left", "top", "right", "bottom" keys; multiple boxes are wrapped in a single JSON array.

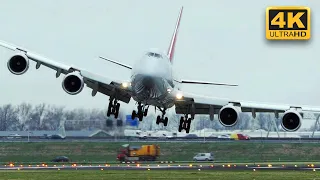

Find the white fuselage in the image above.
[{"left": 130, "top": 49, "right": 179, "bottom": 108}]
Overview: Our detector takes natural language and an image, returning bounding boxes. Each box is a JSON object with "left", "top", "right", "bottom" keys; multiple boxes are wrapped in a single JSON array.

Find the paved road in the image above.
[
  {"left": 1, "top": 138, "right": 319, "bottom": 143},
  {"left": 0, "top": 164, "right": 318, "bottom": 171}
]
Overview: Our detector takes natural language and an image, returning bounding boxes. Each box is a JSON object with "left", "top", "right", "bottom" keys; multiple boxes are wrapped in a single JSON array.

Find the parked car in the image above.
[
  {"left": 7, "top": 133, "right": 22, "bottom": 139},
  {"left": 51, "top": 156, "right": 70, "bottom": 162},
  {"left": 238, "top": 134, "right": 250, "bottom": 140},
  {"left": 209, "top": 134, "right": 218, "bottom": 138},
  {"left": 184, "top": 134, "right": 198, "bottom": 139},
  {"left": 158, "top": 134, "right": 174, "bottom": 139},
  {"left": 193, "top": 153, "right": 214, "bottom": 161},
  {"left": 217, "top": 134, "right": 231, "bottom": 139}
]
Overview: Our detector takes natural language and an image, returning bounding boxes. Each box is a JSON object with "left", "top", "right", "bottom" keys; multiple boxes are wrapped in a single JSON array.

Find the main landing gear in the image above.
[
  {"left": 107, "top": 98, "right": 120, "bottom": 118},
  {"left": 131, "top": 102, "right": 149, "bottom": 121},
  {"left": 179, "top": 114, "right": 192, "bottom": 133},
  {"left": 156, "top": 108, "right": 168, "bottom": 126},
  {"left": 131, "top": 104, "right": 168, "bottom": 126}
]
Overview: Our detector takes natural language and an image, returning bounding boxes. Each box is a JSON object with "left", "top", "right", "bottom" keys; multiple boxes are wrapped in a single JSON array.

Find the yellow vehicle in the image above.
[
  {"left": 230, "top": 133, "right": 250, "bottom": 140},
  {"left": 117, "top": 144, "right": 160, "bottom": 161}
]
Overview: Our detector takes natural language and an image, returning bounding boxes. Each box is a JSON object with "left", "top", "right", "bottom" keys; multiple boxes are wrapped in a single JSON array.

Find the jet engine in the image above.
[
  {"left": 218, "top": 104, "right": 242, "bottom": 127},
  {"left": 7, "top": 53, "right": 29, "bottom": 75},
  {"left": 62, "top": 72, "right": 84, "bottom": 95},
  {"left": 281, "top": 109, "right": 302, "bottom": 132}
]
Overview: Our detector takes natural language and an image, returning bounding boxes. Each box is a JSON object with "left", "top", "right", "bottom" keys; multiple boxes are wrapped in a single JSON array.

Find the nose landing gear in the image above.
[
  {"left": 131, "top": 103, "right": 149, "bottom": 121},
  {"left": 156, "top": 108, "right": 168, "bottom": 126}
]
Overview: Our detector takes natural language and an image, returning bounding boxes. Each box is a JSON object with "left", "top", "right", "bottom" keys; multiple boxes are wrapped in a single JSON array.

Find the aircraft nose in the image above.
[{"left": 142, "top": 76, "right": 155, "bottom": 89}]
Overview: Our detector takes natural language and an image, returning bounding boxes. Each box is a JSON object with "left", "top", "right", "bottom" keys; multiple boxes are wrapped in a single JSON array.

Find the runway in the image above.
[
  {"left": 2, "top": 138, "right": 320, "bottom": 144},
  {"left": 0, "top": 163, "right": 318, "bottom": 171}
]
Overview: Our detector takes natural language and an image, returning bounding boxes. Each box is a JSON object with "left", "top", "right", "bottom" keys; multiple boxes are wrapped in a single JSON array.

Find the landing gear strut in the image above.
[
  {"left": 178, "top": 114, "right": 192, "bottom": 133},
  {"left": 131, "top": 103, "right": 149, "bottom": 121},
  {"left": 107, "top": 98, "right": 120, "bottom": 119},
  {"left": 156, "top": 107, "right": 168, "bottom": 126}
]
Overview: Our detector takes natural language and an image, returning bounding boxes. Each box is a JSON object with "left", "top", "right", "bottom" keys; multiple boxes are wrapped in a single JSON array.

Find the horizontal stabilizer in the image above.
[
  {"left": 99, "top": 56, "right": 132, "bottom": 70},
  {"left": 176, "top": 79, "right": 238, "bottom": 87}
]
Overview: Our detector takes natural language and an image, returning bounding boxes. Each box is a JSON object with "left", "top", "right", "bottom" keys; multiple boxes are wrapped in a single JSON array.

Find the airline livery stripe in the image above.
[{"left": 167, "top": 6, "right": 183, "bottom": 62}]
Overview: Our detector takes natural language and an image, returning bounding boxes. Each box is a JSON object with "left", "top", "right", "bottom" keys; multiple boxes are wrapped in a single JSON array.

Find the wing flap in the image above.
[
  {"left": 81, "top": 70, "right": 131, "bottom": 103},
  {"left": 174, "top": 91, "right": 320, "bottom": 115}
]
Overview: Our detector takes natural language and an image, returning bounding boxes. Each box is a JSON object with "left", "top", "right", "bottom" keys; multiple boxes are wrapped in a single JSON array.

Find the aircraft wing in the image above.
[
  {"left": 0, "top": 40, "right": 132, "bottom": 103},
  {"left": 173, "top": 91, "right": 320, "bottom": 118}
]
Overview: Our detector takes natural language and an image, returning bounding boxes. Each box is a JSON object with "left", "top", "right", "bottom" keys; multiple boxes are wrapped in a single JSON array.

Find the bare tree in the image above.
[
  {"left": 0, "top": 104, "right": 19, "bottom": 130},
  {"left": 257, "top": 113, "right": 269, "bottom": 131},
  {"left": 16, "top": 103, "right": 33, "bottom": 131},
  {"left": 41, "top": 105, "right": 64, "bottom": 130},
  {"left": 26, "top": 103, "right": 46, "bottom": 130}
]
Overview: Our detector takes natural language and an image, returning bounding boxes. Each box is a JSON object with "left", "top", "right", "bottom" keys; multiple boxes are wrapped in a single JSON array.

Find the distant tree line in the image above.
[
  {"left": 0, "top": 103, "right": 109, "bottom": 131},
  {"left": 0, "top": 103, "right": 317, "bottom": 131}
]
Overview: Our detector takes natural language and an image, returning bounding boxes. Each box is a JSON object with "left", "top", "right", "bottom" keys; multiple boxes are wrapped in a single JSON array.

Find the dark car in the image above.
[
  {"left": 184, "top": 134, "right": 198, "bottom": 139},
  {"left": 51, "top": 156, "right": 69, "bottom": 162},
  {"left": 50, "top": 135, "right": 65, "bottom": 139}
]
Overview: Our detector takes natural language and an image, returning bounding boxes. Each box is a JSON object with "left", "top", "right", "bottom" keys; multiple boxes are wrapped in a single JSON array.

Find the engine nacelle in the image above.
[
  {"left": 7, "top": 53, "right": 29, "bottom": 75},
  {"left": 218, "top": 104, "right": 242, "bottom": 127},
  {"left": 62, "top": 72, "right": 84, "bottom": 95},
  {"left": 281, "top": 109, "right": 302, "bottom": 132}
]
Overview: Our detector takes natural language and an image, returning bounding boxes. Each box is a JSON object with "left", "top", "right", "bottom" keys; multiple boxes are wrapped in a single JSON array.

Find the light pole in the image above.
[
  {"left": 256, "top": 129, "right": 262, "bottom": 143},
  {"left": 27, "top": 131, "right": 31, "bottom": 142},
  {"left": 203, "top": 119, "right": 206, "bottom": 143}
]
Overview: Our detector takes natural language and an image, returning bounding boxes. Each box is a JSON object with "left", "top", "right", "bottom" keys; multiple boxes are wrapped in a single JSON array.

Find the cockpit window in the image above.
[
  {"left": 154, "top": 53, "right": 162, "bottom": 58},
  {"left": 147, "top": 52, "right": 162, "bottom": 58}
]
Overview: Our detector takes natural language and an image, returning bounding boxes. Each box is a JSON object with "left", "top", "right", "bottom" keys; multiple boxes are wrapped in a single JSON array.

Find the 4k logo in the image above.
[{"left": 266, "top": 6, "right": 311, "bottom": 40}]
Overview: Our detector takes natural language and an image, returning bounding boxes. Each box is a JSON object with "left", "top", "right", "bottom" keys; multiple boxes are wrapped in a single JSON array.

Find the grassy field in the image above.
[
  {"left": 0, "top": 170, "right": 319, "bottom": 180},
  {"left": 1, "top": 141, "right": 320, "bottom": 163}
]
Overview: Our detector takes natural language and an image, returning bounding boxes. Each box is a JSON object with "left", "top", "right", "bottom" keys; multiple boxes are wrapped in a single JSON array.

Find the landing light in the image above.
[
  {"left": 122, "top": 82, "right": 130, "bottom": 88},
  {"left": 176, "top": 93, "right": 183, "bottom": 99}
]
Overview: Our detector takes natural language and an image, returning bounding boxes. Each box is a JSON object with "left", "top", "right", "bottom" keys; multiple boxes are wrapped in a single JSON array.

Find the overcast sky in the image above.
[{"left": 0, "top": 0, "right": 319, "bottom": 114}]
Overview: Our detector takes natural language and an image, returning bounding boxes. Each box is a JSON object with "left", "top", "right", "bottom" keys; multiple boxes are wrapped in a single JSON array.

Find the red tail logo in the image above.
[{"left": 167, "top": 6, "right": 183, "bottom": 63}]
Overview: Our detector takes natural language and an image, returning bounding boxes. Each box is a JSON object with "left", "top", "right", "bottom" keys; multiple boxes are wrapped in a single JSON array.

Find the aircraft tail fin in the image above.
[{"left": 167, "top": 6, "right": 183, "bottom": 63}]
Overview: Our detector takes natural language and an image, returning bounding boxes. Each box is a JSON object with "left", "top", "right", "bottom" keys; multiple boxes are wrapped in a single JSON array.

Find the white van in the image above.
[{"left": 193, "top": 153, "right": 214, "bottom": 161}]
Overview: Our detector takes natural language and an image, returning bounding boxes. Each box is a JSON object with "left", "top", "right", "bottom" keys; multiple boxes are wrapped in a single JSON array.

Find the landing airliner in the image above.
[{"left": 1, "top": 7, "right": 319, "bottom": 133}]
